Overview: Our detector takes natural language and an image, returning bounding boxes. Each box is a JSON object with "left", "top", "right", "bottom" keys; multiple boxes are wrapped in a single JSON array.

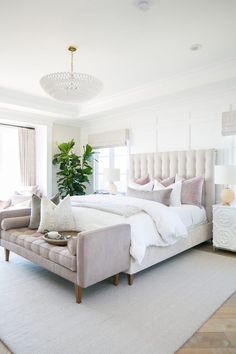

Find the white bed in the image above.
[{"left": 72, "top": 149, "right": 216, "bottom": 284}]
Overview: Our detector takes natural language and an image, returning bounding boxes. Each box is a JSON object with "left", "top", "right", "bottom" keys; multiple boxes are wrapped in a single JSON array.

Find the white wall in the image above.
[
  {"left": 79, "top": 81, "right": 236, "bottom": 165},
  {"left": 52, "top": 123, "right": 80, "bottom": 195}
]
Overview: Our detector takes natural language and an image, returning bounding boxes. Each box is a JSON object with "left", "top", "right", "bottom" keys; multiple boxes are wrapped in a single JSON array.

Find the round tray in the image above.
[{"left": 42, "top": 235, "right": 68, "bottom": 246}]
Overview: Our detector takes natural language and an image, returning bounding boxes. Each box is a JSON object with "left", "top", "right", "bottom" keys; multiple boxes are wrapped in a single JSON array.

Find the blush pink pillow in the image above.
[
  {"left": 181, "top": 176, "right": 204, "bottom": 207},
  {"left": 155, "top": 176, "right": 175, "bottom": 187},
  {"left": 134, "top": 175, "right": 150, "bottom": 185}
]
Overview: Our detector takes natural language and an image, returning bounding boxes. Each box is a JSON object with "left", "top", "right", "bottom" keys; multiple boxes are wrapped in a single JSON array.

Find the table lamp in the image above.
[
  {"left": 103, "top": 168, "right": 120, "bottom": 195},
  {"left": 215, "top": 165, "right": 236, "bottom": 205}
]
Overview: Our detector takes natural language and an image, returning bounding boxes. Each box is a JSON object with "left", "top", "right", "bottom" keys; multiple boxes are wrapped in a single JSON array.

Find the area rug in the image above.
[{"left": 1, "top": 247, "right": 236, "bottom": 354}]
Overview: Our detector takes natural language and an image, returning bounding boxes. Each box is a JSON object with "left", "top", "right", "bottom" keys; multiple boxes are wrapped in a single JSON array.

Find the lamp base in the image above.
[
  {"left": 220, "top": 188, "right": 235, "bottom": 206},
  {"left": 109, "top": 182, "right": 117, "bottom": 195}
]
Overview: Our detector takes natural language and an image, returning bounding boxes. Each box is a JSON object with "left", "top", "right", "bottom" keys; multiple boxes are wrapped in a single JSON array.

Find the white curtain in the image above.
[{"left": 18, "top": 127, "right": 36, "bottom": 186}]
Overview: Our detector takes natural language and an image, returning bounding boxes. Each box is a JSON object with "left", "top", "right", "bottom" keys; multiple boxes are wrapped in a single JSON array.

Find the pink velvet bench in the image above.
[{"left": 0, "top": 209, "right": 131, "bottom": 303}]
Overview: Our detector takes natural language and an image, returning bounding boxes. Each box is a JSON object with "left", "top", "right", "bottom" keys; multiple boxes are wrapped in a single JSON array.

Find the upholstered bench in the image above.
[{"left": 0, "top": 210, "right": 131, "bottom": 303}]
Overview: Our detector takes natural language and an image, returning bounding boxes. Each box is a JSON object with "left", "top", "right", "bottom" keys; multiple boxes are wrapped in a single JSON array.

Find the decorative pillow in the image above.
[
  {"left": 181, "top": 176, "right": 204, "bottom": 207},
  {"left": 126, "top": 188, "right": 172, "bottom": 206},
  {"left": 128, "top": 180, "right": 154, "bottom": 191},
  {"left": 153, "top": 180, "right": 182, "bottom": 207},
  {"left": 0, "top": 200, "right": 11, "bottom": 210},
  {"left": 29, "top": 193, "right": 60, "bottom": 229},
  {"left": 38, "top": 195, "right": 75, "bottom": 233},
  {"left": 155, "top": 176, "right": 175, "bottom": 187},
  {"left": 134, "top": 175, "right": 150, "bottom": 185}
]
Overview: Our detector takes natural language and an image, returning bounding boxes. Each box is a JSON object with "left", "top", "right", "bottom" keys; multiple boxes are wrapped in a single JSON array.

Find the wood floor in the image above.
[
  {"left": 176, "top": 243, "right": 236, "bottom": 354},
  {"left": 1, "top": 242, "right": 235, "bottom": 354}
]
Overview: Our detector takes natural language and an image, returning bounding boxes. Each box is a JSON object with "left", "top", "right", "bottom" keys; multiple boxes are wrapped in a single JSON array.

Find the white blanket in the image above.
[{"left": 71, "top": 195, "right": 188, "bottom": 264}]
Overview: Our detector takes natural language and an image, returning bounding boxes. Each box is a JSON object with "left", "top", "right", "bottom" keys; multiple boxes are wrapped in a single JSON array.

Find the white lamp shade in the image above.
[
  {"left": 215, "top": 165, "right": 236, "bottom": 185},
  {"left": 103, "top": 168, "right": 120, "bottom": 182}
]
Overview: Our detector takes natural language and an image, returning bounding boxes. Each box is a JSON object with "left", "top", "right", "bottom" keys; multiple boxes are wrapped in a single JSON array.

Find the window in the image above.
[
  {"left": 0, "top": 126, "right": 21, "bottom": 199},
  {"left": 94, "top": 146, "right": 128, "bottom": 193}
]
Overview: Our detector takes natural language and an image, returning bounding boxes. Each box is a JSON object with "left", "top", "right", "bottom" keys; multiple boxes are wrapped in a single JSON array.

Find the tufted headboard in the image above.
[{"left": 129, "top": 149, "right": 216, "bottom": 222}]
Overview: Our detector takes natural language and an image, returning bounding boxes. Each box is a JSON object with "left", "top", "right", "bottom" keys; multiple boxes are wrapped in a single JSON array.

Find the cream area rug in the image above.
[{"left": 1, "top": 247, "right": 236, "bottom": 354}]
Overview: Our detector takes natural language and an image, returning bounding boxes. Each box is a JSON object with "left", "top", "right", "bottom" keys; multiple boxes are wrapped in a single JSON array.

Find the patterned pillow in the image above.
[{"left": 38, "top": 195, "right": 75, "bottom": 233}]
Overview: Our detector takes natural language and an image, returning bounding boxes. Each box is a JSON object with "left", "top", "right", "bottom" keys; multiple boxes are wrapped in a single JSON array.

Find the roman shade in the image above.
[
  {"left": 222, "top": 110, "right": 236, "bottom": 136},
  {"left": 88, "top": 129, "right": 129, "bottom": 148}
]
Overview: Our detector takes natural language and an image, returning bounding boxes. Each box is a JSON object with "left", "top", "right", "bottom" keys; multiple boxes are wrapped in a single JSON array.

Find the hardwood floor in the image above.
[
  {"left": 176, "top": 242, "right": 236, "bottom": 354},
  {"left": 0, "top": 340, "right": 11, "bottom": 354},
  {"left": 1, "top": 242, "right": 235, "bottom": 354}
]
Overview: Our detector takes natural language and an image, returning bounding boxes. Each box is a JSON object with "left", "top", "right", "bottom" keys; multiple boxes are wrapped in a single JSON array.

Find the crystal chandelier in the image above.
[{"left": 40, "top": 46, "right": 103, "bottom": 103}]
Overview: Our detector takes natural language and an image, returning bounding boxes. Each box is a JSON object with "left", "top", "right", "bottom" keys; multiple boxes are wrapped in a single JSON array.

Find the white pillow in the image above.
[
  {"left": 38, "top": 195, "right": 75, "bottom": 233},
  {"left": 10, "top": 194, "right": 32, "bottom": 206},
  {"left": 153, "top": 180, "right": 182, "bottom": 207},
  {"left": 128, "top": 180, "right": 154, "bottom": 191}
]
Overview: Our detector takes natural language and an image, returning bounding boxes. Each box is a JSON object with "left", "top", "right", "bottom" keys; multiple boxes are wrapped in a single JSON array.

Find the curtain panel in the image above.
[{"left": 18, "top": 128, "right": 36, "bottom": 186}]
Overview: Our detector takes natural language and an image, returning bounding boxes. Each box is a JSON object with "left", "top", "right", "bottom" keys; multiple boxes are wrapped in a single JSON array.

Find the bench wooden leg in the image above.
[
  {"left": 4, "top": 248, "right": 10, "bottom": 262},
  {"left": 112, "top": 274, "right": 119, "bottom": 286},
  {"left": 127, "top": 274, "right": 134, "bottom": 286},
  {"left": 74, "top": 284, "right": 82, "bottom": 304}
]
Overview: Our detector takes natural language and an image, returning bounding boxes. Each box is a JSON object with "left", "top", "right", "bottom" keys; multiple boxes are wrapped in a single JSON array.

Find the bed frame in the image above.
[{"left": 126, "top": 149, "right": 216, "bottom": 284}]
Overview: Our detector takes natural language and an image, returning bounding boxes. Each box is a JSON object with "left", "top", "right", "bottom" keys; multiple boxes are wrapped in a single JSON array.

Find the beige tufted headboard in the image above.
[{"left": 129, "top": 149, "right": 216, "bottom": 222}]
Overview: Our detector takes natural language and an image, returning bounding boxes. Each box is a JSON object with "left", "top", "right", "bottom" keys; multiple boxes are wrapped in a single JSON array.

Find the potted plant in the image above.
[{"left": 52, "top": 139, "right": 94, "bottom": 197}]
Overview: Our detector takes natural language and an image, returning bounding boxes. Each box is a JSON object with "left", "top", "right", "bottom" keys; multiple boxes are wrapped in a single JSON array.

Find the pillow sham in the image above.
[
  {"left": 38, "top": 195, "right": 75, "bottom": 233},
  {"left": 155, "top": 176, "right": 175, "bottom": 187},
  {"left": 134, "top": 175, "right": 150, "bottom": 185},
  {"left": 181, "top": 176, "right": 204, "bottom": 207},
  {"left": 29, "top": 193, "right": 60, "bottom": 229},
  {"left": 128, "top": 180, "right": 153, "bottom": 191},
  {"left": 153, "top": 180, "right": 182, "bottom": 207},
  {"left": 126, "top": 188, "right": 172, "bottom": 206}
]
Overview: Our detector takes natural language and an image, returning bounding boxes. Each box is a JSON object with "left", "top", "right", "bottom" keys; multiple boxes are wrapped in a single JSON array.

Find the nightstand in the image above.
[{"left": 213, "top": 204, "right": 236, "bottom": 252}]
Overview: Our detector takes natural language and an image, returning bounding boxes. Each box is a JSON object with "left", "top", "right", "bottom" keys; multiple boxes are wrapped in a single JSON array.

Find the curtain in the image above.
[{"left": 18, "top": 127, "right": 36, "bottom": 186}]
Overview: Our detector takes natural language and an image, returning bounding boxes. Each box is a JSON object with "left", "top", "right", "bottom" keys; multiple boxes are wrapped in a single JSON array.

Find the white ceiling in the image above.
[{"left": 0, "top": 0, "right": 236, "bottom": 116}]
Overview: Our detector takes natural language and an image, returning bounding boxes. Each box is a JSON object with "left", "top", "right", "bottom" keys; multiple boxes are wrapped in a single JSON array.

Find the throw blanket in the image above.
[
  {"left": 71, "top": 201, "right": 141, "bottom": 217},
  {"left": 71, "top": 194, "right": 188, "bottom": 264}
]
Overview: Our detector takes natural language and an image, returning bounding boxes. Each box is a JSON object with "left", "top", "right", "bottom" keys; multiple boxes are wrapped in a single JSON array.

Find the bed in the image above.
[{"left": 71, "top": 149, "right": 216, "bottom": 284}]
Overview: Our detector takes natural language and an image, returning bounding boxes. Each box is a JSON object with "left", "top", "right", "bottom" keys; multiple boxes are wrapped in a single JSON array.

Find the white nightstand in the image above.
[{"left": 213, "top": 204, "right": 236, "bottom": 252}]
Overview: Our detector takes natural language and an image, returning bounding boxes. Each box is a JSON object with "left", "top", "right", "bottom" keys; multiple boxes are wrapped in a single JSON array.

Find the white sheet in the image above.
[
  {"left": 170, "top": 205, "right": 207, "bottom": 229},
  {"left": 71, "top": 194, "right": 187, "bottom": 264}
]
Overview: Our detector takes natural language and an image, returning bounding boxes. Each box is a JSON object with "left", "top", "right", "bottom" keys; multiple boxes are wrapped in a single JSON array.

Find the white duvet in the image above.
[{"left": 71, "top": 194, "right": 188, "bottom": 264}]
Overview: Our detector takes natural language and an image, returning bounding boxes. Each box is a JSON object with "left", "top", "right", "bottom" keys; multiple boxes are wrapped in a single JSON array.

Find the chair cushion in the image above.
[{"left": 2, "top": 228, "right": 76, "bottom": 271}]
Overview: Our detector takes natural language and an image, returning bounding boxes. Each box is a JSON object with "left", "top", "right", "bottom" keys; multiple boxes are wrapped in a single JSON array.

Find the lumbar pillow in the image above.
[
  {"left": 128, "top": 180, "right": 153, "bottom": 191},
  {"left": 126, "top": 188, "right": 172, "bottom": 206},
  {"left": 38, "top": 195, "right": 75, "bottom": 233},
  {"left": 153, "top": 179, "right": 182, "bottom": 207},
  {"left": 29, "top": 193, "right": 60, "bottom": 229}
]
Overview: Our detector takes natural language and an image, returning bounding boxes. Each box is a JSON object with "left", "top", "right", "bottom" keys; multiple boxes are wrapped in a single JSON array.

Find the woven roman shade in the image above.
[
  {"left": 88, "top": 129, "right": 129, "bottom": 148},
  {"left": 222, "top": 110, "right": 236, "bottom": 136}
]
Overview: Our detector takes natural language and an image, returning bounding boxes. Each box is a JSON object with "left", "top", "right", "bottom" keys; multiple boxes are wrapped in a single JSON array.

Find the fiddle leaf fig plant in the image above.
[{"left": 52, "top": 139, "right": 94, "bottom": 197}]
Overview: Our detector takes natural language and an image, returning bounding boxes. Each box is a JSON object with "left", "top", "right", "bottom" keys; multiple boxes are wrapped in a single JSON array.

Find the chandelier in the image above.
[{"left": 40, "top": 46, "right": 103, "bottom": 103}]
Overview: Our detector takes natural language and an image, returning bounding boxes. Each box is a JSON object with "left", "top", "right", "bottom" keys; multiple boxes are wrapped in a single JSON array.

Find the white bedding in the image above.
[
  {"left": 71, "top": 194, "right": 190, "bottom": 264},
  {"left": 170, "top": 205, "right": 207, "bottom": 229}
]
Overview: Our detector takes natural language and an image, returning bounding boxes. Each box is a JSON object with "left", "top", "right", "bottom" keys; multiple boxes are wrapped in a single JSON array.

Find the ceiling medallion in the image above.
[{"left": 40, "top": 46, "right": 103, "bottom": 103}]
